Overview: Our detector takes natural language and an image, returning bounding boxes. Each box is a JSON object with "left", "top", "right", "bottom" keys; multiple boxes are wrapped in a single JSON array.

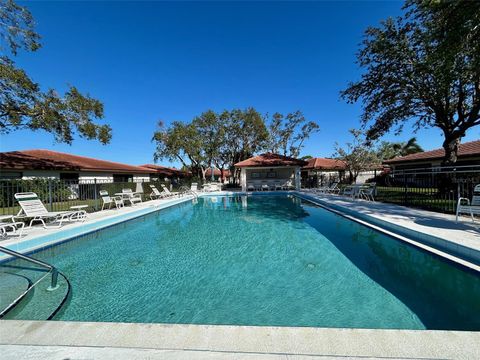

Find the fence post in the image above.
[
  {"left": 94, "top": 178, "right": 98, "bottom": 211},
  {"left": 48, "top": 179, "right": 53, "bottom": 212}
]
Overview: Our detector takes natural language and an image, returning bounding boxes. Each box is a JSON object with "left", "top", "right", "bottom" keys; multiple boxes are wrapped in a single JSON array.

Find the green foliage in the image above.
[
  {"left": 334, "top": 129, "right": 379, "bottom": 182},
  {"left": 376, "top": 137, "right": 424, "bottom": 161},
  {"left": 0, "top": 0, "right": 111, "bottom": 144},
  {"left": 267, "top": 111, "right": 319, "bottom": 158},
  {"left": 342, "top": 0, "right": 480, "bottom": 164},
  {"left": 153, "top": 108, "right": 270, "bottom": 181}
]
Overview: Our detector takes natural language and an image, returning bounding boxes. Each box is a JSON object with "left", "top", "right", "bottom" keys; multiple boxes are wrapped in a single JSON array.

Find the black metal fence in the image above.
[
  {"left": 374, "top": 165, "right": 480, "bottom": 214},
  {"left": 0, "top": 178, "right": 192, "bottom": 216}
]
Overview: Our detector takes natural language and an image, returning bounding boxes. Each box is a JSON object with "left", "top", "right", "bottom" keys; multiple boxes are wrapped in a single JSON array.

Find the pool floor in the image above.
[{"left": 4, "top": 195, "right": 480, "bottom": 330}]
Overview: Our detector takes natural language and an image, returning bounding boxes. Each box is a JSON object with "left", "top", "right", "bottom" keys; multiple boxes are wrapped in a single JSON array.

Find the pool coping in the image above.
[{"left": 1, "top": 320, "right": 479, "bottom": 359}]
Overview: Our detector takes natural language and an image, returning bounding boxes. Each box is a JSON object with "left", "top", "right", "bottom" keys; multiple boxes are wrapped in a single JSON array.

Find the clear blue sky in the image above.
[{"left": 2, "top": 1, "right": 478, "bottom": 167}]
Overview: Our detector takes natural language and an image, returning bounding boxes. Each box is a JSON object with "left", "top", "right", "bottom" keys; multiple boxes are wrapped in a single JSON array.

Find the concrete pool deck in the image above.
[
  {"left": 1, "top": 191, "right": 480, "bottom": 359},
  {"left": 1, "top": 320, "right": 480, "bottom": 359}
]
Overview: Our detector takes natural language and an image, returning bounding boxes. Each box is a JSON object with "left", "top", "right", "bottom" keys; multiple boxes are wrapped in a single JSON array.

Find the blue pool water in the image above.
[{"left": 5, "top": 195, "right": 480, "bottom": 329}]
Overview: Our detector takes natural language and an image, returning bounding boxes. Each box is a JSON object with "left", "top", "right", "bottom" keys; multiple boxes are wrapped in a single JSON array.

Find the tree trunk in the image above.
[
  {"left": 441, "top": 136, "right": 460, "bottom": 165},
  {"left": 200, "top": 167, "right": 207, "bottom": 181}
]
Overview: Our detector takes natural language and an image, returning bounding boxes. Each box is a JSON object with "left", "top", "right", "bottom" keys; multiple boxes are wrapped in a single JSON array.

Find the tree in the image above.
[
  {"left": 153, "top": 120, "right": 209, "bottom": 180},
  {"left": 334, "top": 129, "right": 378, "bottom": 183},
  {"left": 153, "top": 108, "right": 270, "bottom": 184},
  {"left": 0, "top": 0, "right": 111, "bottom": 144},
  {"left": 341, "top": 0, "right": 480, "bottom": 164},
  {"left": 377, "top": 137, "right": 423, "bottom": 161},
  {"left": 267, "top": 111, "right": 319, "bottom": 158}
]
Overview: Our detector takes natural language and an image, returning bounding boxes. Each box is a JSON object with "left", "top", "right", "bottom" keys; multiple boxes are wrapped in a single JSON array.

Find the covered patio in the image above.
[{"left": 234, "top": 153, "right": 307, "bottom": 192}]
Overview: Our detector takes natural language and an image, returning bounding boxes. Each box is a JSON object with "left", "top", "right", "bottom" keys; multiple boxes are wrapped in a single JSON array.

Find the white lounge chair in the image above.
[
  {"left": 122, "top": 188, "right": 142, "bottom": 205},
  {"left": 456, "top": 184, "right": 480, "bottom": 223},
  {"left": 149, "top": 185, "right": 164, "bottom": 200},
  {"left": 100, "top": 190, "right": 124, "bottom": 210},
  {"left": 0, "top": 215, "right": 24, "bottom": 238},
  {"left": 14, "top": 192, "right": 86, "bottom": 228},
  {"left": 315, "top": 182, "right": 339, "bottom": 194},
  {"left": 161, "top": 184, "right": 180, "bottom": 197}
]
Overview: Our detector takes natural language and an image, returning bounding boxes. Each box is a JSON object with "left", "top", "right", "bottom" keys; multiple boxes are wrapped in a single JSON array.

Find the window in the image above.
[
  {"left": 113, "top": 174, "right": 133, "bottom": 183},
  {"left": 0, "top": 171, "right": 23, "bottom": 179},
  {"left": 60, "top": 173, "right": 79, "bottom": 181}
]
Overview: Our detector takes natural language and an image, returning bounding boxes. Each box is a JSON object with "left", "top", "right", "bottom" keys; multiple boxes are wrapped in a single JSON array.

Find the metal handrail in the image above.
[{"left": 0, "top": 246, "right": 58, "bottom": 290}]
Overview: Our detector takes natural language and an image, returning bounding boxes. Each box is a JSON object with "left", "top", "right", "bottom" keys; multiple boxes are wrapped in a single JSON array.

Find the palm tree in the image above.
[{"left": 399, "top": 137, "right": 423, "bottom": 156}]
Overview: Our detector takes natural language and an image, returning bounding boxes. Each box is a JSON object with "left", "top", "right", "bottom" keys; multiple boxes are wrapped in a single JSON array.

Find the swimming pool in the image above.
[{"left": 3, "top": 195, "right": 480, "bottom": 329}]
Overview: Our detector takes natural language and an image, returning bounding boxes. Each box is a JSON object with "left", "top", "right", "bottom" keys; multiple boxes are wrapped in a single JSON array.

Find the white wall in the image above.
[{"left": 19, "top": 170, "right": 150, "bottom": 183}]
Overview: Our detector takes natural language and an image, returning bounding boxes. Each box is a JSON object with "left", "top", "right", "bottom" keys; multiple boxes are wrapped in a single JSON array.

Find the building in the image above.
[
  {"left": 302, "top": 158, "right": 347, "bottom": 187},
  {"left": 383, "top": 140, "right": 480, "bottom": 170},
  {"left": 234, "top": 153, "right": 307, "bottom": 191},
  {"left": 0, "top": 149, "right": 151, "bottom": 183}
]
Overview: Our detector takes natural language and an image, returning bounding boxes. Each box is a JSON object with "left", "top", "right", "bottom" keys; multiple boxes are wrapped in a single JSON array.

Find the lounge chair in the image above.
[
  {"left": 315, "top": 182, "right": 339, "bottom": 194},
  {"left": 0, "top": 215, "right": 25, "bottom": 238},
  {"left": 100, "top": 190, "right": 124, "bottom": 210},
  {"left": 122, "top": 188, "right": 142, "bottom": 205},
  {"left": 161, "top": 184, "right": 180, "bottom": 197},
  {"left": 149, "top": 185, "right": 164, "bottom": 200},
  {"left": 261, "top": 183, "right": 269, "bottom": 191},
  {"left": 456, "top": 184, "right": 480, "bottom": 223},
  {"left": 14, "top": 192, "right": 86, "bottom": 228},
  {"left": 247, "top": 184, "right": 255, "bottom": 192}
]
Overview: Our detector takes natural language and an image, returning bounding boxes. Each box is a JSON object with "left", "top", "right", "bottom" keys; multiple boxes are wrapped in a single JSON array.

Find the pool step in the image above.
[
  {"left": 0, "top": 272, "right": 32, "bottom": 316},
  {"left": 2, "top": 271, "right": 70, "bottom": 320}
]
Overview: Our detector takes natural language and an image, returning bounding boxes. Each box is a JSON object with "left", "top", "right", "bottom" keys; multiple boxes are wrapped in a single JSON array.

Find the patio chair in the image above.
[
  {"left": 0, "top": 215, "right": 25, "bottom": 238},
  {"left": 14, "top": 192, "right": 86, "bottom": 229},
  {"left": 191, "top": 183, "right": 200, "bottom": 192},
  {"left": 247, "top": 184, "right": 255, "bottom": 192},
  {"left": 456, "top": 184, "right": 480, "bottom": 223},
  {"left": 100, "top": 190, "right": 124, "bottom": 210},
  {"left": 274, "top": 181, "right": 283, "bottom": 191},
  {"left": 122, "top": 188, "right": 142, "bottom": 205},
  {"left": 359, "top": 185, "right": 375, "bottom": 201},
  {"left": 149, "top": 185, "right": 164, "bottom": 200},
  {"left": 342, "top": 185, "right": 358, "bottom": 198},
  {"left": 161, "top": 184, "right": 180, "bottom": 197},
  {"left": 261, "top": 183, "right": 270, "bottom": 191}
]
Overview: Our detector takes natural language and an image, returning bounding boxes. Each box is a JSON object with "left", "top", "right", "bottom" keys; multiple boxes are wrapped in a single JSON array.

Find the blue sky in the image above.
[{"left": 3, "top": 1, "right": 478, "bottom": 167}]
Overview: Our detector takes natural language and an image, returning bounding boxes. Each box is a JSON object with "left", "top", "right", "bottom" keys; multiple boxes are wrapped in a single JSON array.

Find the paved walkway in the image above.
[{"left": 1, "top": 320, "right": 479, "bottom": 360}]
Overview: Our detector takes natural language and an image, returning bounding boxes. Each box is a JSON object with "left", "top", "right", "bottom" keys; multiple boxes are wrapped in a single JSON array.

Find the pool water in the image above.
[{"left": 6, "top": 195, "right": 480, "bottom": 329}]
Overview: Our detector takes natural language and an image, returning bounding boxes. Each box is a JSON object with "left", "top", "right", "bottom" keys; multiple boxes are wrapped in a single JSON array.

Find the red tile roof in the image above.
[
  {"left": 303, "top": 157, "right": 347, "bottom": 170},
  {"left": 0, "top": 149, "right": 151, "bottom": 173},
  {"left": 235, "top": 153, "right": 308, "bottom": 168},
  {"left": 205, "top": 168, "right": 232, "bottom": 177},
  {"left": 383, "top": 140, "right": 480, "bottom": 164},
  {"left": 140, "top": 164, "right": 188, "bottom": 177}
]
